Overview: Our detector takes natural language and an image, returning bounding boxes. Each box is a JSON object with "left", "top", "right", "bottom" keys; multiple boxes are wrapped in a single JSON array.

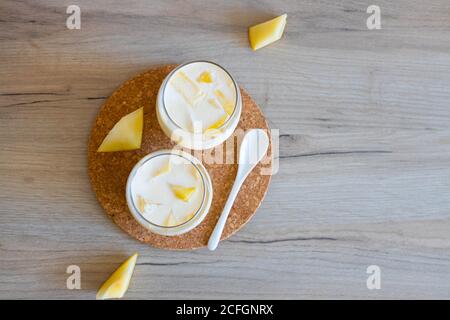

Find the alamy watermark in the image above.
[
  {"left": 66, "top": 265, "right": 81, "bottom": 289},
  {"left": 167, "top": 127, "right": 279, "bottom": 176},
  {"left": 66, "top": 5, "right": 81, "bottom": 30},
  {"left": 367, "top": 5, "right": 381, "bottom": 30},
  {"left": 366, "top": 265, "right": 381, "bottom": 290}
]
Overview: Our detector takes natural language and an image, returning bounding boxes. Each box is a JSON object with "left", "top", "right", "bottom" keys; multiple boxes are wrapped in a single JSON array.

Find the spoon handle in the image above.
[{"left": 207, "top": 179, "right": 243, "bottom": 251}]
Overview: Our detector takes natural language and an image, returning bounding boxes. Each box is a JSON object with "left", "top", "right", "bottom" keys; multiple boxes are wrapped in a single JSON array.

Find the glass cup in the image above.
[
  {"left": 156, "top": 60, "right": 242, "bottom": 150},
  {"left": 126, "top": 149, "right": 213, "bottom": 236}
]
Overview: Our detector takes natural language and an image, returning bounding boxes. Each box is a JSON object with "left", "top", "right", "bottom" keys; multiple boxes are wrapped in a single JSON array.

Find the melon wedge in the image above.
[
  {"left": 96, "top": 253, "right": 138, "bottom": 300},
  {"left": 214, "top": 89, "right": 234, "bottom": 115},
  {"left": 137, "top": 195, "right": 148, "bottom": 213},
  {"left": 197, "top": 71, "right": 213, "bottom": 83},
  {"left": 153, "top": 160, "right": 171, "bottom": 177},
  {"left": 249, "top": 14, "right": 287, "bottom": 50},
  {"left": 165, "top": 211, "right": 178, "bottom": 227},
  {"left": 204, "top": 114, "right": 228, "bottom": 134},
  {"left": 171, "top": 71, "right": 204, "bottom": 106},
  {"left": 170, "top": 185, "right": 196, "bottom": 202},
  {"left": 97, "top": 108, "right": 143, "bottom": 152}
]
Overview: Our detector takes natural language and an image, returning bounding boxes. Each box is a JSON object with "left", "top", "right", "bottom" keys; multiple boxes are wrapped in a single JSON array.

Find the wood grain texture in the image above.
[{"left": 1, "top": 0, "right": 450, "bottom": 299}]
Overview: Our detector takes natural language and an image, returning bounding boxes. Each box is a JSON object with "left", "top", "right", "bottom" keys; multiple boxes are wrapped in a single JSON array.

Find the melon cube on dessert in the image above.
[
  {"left": 96, "top": 253, "right": 138, "bottom": 300},
  {"left": 165, "top": 212, "right": 178, "bottom": 227},
  {"left": 197, "top": 71, "right": 213, "bottom": 83},
  {"left": 207, "top": 98, "right": 221, "bottom": 109},
  {"left": 170, "top": 185, "right": 196, "bottom": 202},
  {"left": 153, "top": 160, "right": 171, "bottom": 177},
  {"left": 185, "top": 211, "right": 196, "bottom": 222},
  {"left": 171, "top": 71, "right": 204, "bottom": 106},
  {"left": 204, "top": 114, "right": 228, "bottom": 134},
  {"left": 97, "top": 107, "right": 143, "bottom": 152},
  {"left": 248, "top": 14, "right": 287, "bottom": 50},
  {"left": 214, "top": 89, "right": 234, "bottom": 115},
  {"left": 137, "top": 195, "right": 147, "bottom": 213},
  {"left": 190, "top": 166, "right": 200, "bottom": 180}
]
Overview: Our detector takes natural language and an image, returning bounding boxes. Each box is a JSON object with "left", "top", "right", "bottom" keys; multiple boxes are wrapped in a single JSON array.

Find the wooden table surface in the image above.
[{"left": 1, "top": 0, "right": 450, "bottom": 299}]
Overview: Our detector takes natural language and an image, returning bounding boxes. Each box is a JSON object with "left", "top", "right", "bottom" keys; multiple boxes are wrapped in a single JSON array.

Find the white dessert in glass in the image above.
[
  {"left": 126, "top": 149, "right": 213, "bottom": 236},
  {"left": 156, "top": 61, "right": 242, "bottom": 150}
]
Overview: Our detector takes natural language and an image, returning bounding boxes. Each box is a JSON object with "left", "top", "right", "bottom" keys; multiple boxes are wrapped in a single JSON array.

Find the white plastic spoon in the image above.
[{"left": 207, "top": 129, "right": 270, "bottom": 251}]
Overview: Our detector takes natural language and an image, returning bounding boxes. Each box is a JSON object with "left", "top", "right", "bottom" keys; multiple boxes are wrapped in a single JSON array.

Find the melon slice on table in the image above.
[
  {"left": 249, "top": 14, "right": 287, "bottom": 51},
  {"left": 97, "top": 107, "right": 143, "bottom": 152},
  {"left": 96, "top": 253, "right": 138, "bottom": 300}
]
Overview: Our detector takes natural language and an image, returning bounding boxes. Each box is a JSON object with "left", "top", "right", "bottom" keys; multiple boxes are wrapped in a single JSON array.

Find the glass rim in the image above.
[
  {"left": 128, "top": 151, "right": 207, "bottom": 229},
  {"left": 161, "top": 60, "right": 240, "bottom": 133}
]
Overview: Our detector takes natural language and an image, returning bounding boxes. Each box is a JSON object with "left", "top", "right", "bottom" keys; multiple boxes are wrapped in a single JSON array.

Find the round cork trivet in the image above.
[{"left": 88, "top": 65, "right": 272, "bottom": 250}]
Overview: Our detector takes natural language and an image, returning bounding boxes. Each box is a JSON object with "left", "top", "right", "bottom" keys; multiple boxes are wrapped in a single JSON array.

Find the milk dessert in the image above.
[
  {"left": 163, "top": 62, "right": 236, "bottom": 132},
  {"left": 157, "top": 61, "right": 242, "bottom": 150},
  {"left": 126, "top": 150, "right": 213, "bottom": 236},
  {"left": 132, "top": 155, "right": 203, "bottom": 226}
]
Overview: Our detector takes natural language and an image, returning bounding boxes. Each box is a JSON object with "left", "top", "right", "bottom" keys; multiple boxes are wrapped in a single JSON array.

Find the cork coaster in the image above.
[{"left": 88, "top": 65, "right": 272, "bottom": 250}]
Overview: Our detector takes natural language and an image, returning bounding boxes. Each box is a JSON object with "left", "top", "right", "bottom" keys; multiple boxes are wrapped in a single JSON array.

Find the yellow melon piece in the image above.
[
  {"left": 185, "top": 211, "right": 196, "bottom": 222},
  {"left": 137, "top": 195, "right": 147, "bottom": 213},
  {"left": 153, "top": 160, "right": 171, "bottom": 177},
  {"left": 164, "top": 211, "right": 178, "bottom": 227},
  {"left": 248, "top": 14, "right": 287, "bottom": 50},
  {"left": 96, "top": 253, "right": 138, "bottom": 300},
  {"left": 189, "top": 165, "right": 200, "bottom": 180},
  {"left": 197, "top": 71, "right": 213, "bottom": 83},
  {"left": 204, "top": 114, "right": 228, "bottom": 133},
  {"left": 97, "top": 108, "right": 143, "bottom": 152},
  {"left": 171, "top": 71, "right": 204, "bottom": 106},
  {"left": 170, "top": 185, "right": 196, "bottom": 202},
  {"left": 214, "top": 89, "right": 234, "bottom": 115},
  {"left": 207, "top": 98, "right": 221, "bottom": 109}
]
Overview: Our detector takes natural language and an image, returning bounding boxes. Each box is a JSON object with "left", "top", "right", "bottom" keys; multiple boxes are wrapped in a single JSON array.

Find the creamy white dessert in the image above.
[
  {"left": 126, "top": 150, "right": 212, "bottom": 236},
  {"left": 157, "top": 61, "right": 242, "bottom": 150},
  {"left": 164, "top": 62, "right": 236, "bottom": 132}
]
